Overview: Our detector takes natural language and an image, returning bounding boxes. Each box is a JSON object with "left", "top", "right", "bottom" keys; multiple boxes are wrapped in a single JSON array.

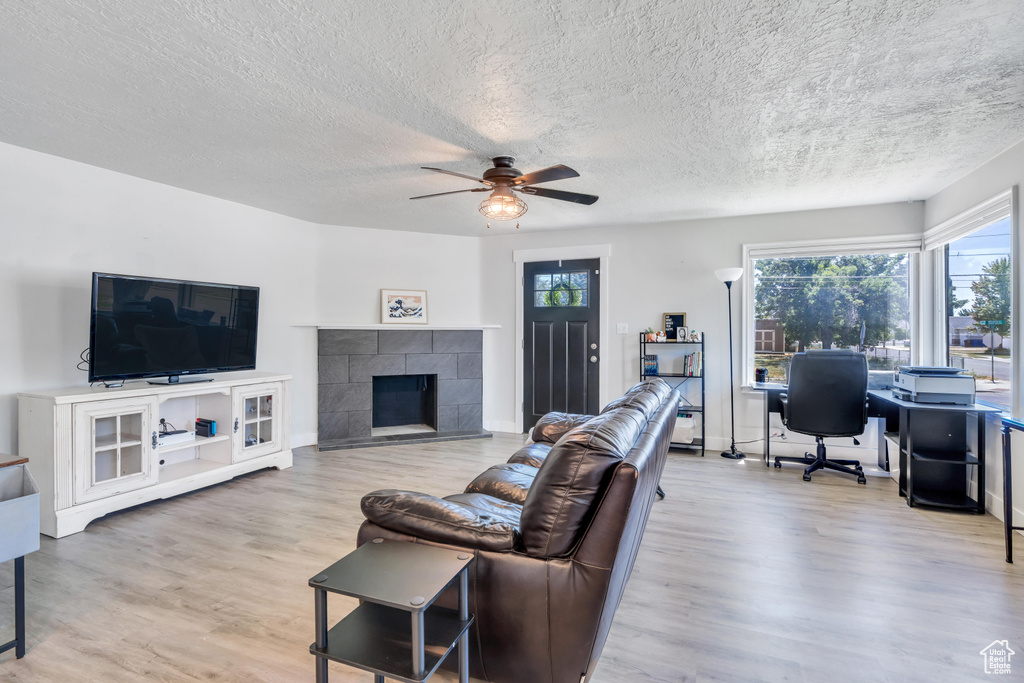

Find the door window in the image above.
[{"left": 533, "top": 271, "right": 589, "bottom": 307}]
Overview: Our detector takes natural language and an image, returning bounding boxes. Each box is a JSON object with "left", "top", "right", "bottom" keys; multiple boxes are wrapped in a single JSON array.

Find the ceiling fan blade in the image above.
[
  {"left": 421, "top": 167, "right": 492, "bottom": 185},
  {"left": 512, "top": 165, "right": 580, "bottom": 186},
  {"left": 518, "top": 186, "right": 598, "bottom": 205},
  {"left": 410, "top": 188, "right": 490, "bottom": 200}
]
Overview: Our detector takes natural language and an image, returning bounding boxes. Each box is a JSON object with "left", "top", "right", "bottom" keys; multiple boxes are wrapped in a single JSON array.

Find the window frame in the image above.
[
  {"left": 741, "top": 233, "right": 923, "bottom": 386},
  {"left": 923, "top": 187, "right": 1018, "bottom": 416}
]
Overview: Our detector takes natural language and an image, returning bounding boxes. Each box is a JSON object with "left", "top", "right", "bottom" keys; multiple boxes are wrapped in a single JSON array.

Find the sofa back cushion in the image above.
[
  {"left": 600, "top": 378, "right": 671, "bottom": 417},
  {"left": 519, "top": 406, "right": 646, "bottom": 557}
]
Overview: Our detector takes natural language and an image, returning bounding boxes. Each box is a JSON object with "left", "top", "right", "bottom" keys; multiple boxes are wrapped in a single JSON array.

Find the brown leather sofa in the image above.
[{"left": 357, "top": 378, "right": 678, "bottom": 683}]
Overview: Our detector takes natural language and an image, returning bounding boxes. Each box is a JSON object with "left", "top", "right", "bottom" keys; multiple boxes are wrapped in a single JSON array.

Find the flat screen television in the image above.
[{"left": 89, "top": 273, "right": 260, "bottom": 384}]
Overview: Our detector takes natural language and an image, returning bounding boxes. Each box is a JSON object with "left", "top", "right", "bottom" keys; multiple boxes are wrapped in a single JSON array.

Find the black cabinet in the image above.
[{"left": 872, "top": 393, "right": 1002, "bottom": 513}]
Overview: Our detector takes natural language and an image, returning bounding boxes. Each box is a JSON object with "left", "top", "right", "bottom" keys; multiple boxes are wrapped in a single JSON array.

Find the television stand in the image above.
[
  {"left": 18, "top": 371, "right": 292, "bottom": 537},
  {"left": 147, "top": 375, "right": 215, "bottom": 385}
]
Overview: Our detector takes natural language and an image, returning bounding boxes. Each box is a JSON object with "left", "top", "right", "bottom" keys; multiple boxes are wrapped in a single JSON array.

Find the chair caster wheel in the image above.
[
  {"left": 803, "top": 473, "right": 812, "bottom": 482},
  {"left": 858, "top": 476, "right": 867, "bottom": 485}
]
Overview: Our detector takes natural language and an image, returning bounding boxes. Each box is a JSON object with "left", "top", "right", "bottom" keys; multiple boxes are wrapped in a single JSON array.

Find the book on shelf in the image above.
[
  {"left": 643, "top": 354, "right": 659, "bottom": 375},
  {"left": 683, "top": 351, "right": 702, "bottom": 376}
]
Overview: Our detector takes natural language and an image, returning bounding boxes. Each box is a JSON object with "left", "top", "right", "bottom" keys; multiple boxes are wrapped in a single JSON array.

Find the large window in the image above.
[
  {"left": 752, "top": 252, "right": 912, "bottom": 381},
  {"left": 945, "top": 217, "right": 1012, "bottom": 410}
]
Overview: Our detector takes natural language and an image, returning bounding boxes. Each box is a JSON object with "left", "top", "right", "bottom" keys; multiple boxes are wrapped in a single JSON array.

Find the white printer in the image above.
[{"left": 892, "top": 366, "right": 975, "bottom": 405}]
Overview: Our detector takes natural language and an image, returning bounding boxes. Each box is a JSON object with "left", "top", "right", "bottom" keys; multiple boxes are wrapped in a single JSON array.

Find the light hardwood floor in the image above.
[{"left": 1, "top": 434, "right": 1022, "bottom": 682}]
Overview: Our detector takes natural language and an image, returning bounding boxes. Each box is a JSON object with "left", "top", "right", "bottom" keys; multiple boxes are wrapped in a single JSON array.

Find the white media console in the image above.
[{"left": 18, "top": 371, "right": 293, "bottom": 538}]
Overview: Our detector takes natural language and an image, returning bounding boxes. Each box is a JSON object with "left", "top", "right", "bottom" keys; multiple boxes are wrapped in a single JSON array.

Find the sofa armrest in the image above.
[
  {"left": 361, "top": 489, "right": 519, "bottom": 552},
  {"left": 530, "top": 412, "right": 596, "bottom": 445}
]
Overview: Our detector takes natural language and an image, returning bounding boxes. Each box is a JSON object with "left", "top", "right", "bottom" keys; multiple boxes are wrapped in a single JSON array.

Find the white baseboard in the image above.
[
  {"left": 483, "top": 420, "right": 519, "bottom": 434},
  {"left": 732, "top": 438, "right": 877, "bottom": 461},
  {"left": 291, "top": 432, "right": 317, "bottom": 449}
]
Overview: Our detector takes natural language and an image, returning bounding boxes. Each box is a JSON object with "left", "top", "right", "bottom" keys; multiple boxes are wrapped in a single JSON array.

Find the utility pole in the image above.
[
  {"left": 990, "top": 323, "right": 995, "bottom": 382},
  {"left": 979, "top": 320, "right": 1005, "bottom": 382}
]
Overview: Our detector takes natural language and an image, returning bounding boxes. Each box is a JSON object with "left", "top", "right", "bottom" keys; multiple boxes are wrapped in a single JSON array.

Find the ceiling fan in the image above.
[{"left": 410, "top": 156, "right": 598, "bottom": 223}]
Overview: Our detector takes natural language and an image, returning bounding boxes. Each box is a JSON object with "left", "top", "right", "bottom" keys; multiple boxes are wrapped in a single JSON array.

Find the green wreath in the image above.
[{"left": 544, "top": 281, "right": 583, "bottom": 307}]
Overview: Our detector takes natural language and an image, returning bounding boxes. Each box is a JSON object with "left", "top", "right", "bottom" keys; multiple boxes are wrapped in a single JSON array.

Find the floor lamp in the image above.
[{"left": 715, "top": 267, "right": 745, "bottom": 459}]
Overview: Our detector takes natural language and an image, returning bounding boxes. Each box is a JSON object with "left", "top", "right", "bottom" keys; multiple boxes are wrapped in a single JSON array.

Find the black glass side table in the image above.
[{"left": 309, "top": 538, "right": 474, "bottom": 683}]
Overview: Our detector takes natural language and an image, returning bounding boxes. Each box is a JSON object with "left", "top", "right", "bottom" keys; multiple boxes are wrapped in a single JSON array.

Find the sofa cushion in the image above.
[
  {"left": 507, "top": 442, "right": 552, "bottom": 468},
  {"left": 361, "top": 489, "right": 520, "bottom": 551},
  {"left": 530, "top": 412, "right": 595, "bottom": 445},
  {"left": 464, "top": 463, "right": 539, "bottom": 505},
  {"left": 519, "top": 406, "right": 647, "bottom": 558}
]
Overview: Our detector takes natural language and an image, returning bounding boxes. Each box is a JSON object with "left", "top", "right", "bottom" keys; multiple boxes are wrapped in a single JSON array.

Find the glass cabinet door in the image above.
[
  {"left": 232, "top": 383, "right": 281, "bottom": 461},
  {"left": 74, "top": 396, "right": 158, "bottom": 504}
]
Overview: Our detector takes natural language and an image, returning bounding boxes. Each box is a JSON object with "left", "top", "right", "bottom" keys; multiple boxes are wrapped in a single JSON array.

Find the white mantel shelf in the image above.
[{"left": 294, "top": 324, "right": 501, "bottom": 330}]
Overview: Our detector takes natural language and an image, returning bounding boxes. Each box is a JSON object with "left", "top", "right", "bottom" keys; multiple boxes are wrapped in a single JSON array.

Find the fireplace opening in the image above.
[{"left": 371, "top": 374, "right": 438, "bottom": 436}]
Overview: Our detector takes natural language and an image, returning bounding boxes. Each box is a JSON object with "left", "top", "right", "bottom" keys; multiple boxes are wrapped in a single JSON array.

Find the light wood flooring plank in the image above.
[{"left": 1, "top": 434, "right": 1022, "bottom": 682}]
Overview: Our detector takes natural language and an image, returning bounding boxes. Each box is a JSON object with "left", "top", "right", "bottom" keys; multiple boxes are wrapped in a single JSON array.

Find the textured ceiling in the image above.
[{"left": 1, "top": 1, "right": 1022, "bottom": 235}]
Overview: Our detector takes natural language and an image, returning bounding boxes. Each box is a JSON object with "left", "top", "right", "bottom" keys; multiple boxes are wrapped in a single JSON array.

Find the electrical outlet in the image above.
[{"left": 616, "top": 323, "right": 629, "bottom": 334}]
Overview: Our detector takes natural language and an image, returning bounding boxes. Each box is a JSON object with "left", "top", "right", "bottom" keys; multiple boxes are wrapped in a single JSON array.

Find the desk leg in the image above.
[
  {"left": 314, "top": 588, "right": 328, "bottom": 683},
  {"left": 1004, "top": 425, "right": 1013, "bottom": 563},
  {"left": 458, "top": 569, "right": 469, "bottom": 683},
  {"left": 906, "top": 410, "right": 914, "bottom": 507},
  {"left": 876, "top": 417, "right": 887, "bottom": 471},
  {"left": 977, "top": 413, "right": 987, "bottom": 515},
  {"left": 764, "top": 392, "right": 770, "bottom": 467},
  {"left": 14, "top": 556, "right": 24, "bottom": 659}
]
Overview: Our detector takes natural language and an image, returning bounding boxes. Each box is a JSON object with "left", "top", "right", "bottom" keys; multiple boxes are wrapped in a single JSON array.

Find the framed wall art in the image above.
[{"left": 381, "top": 289, "right": 428, "bottom": 324}]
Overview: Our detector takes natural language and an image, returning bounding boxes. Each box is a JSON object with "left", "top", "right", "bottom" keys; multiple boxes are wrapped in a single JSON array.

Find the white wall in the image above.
[
  {"left": 924, "top": 137, "right": 1024, "bottom": 525},
  {"left": 0, "top": 141, "right": 481, "bottom": 455},
  {"left": 314, "top": 226, "right": 481, "bottom": 325},
  {"left": 478, "top": 202, "right": 925, "bottom": 451},
  {"left": 0, "top": 141, "right": 320, "bottom": 453}
]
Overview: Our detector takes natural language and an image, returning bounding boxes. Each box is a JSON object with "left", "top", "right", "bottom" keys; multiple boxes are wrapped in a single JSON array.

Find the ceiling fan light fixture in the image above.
[{"left": 478, "top": 189, "right": 527, "bottom": 220}]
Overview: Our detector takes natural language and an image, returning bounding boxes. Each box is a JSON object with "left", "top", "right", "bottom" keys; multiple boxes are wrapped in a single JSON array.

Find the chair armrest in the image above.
[
  {"left": 360, "top": 489, "right": 519, "bottom": 552},
  {"left": 779, "top": 393, "right": 789, "bottom": 426}
]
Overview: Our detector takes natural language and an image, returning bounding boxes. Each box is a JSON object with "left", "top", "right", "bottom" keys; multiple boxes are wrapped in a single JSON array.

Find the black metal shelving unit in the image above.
[{"left": 640, "top": 333, "right": 705, "bottom": 455}]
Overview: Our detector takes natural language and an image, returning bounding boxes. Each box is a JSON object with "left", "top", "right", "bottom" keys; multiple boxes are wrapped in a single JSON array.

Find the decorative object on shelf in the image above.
[
  {"left": 663, "top": 312, "right": 687, "bottom": 341},
  {"left": 380, "top": 289, "right": 428, "bottom": 324},
  {"left": 656, "top": 331, "right": 666, "bottom": 342},
  {"left": 755, "top": 367, "right": 768, "bottom": 383},
  {"left": 643, "top": 327, "right": 656, "bottom": 342},
  {"left": 688, "top": 329, "right": 700, "bottom": 342},
  {"left": 715, "top": 267, "right": 745, "bottom": 460}
]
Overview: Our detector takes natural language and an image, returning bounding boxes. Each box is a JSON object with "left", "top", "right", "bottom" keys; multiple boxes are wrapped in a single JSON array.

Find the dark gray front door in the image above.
[{"left": 523, "top": 258, "right": 600, "bottom": 431}]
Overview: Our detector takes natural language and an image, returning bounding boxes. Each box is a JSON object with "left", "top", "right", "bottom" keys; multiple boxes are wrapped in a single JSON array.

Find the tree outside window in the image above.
[{"left": 753, "top": 253, "right": 911, "bottom": 381}]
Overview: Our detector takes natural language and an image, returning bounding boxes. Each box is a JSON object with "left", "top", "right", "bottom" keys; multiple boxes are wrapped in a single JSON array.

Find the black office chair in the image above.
[{"left": 774, "top": 350, "right": 868, "bottom": 484}]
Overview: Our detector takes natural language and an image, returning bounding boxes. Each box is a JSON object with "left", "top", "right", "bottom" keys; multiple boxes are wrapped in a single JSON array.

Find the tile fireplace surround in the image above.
[{"left": 317, "top": 329, "right": 490, "bottom": 450}]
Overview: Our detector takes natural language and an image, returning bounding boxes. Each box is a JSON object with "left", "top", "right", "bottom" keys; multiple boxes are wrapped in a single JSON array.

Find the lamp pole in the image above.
[{"left": 715, "top": 268, "right": 745, "bottom": 460}]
